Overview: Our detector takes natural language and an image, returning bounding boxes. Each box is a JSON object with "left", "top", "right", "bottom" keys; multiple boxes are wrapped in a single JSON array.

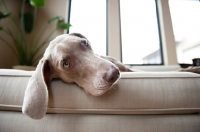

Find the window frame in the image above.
[{"left": 67, "top": 0, "right": 178, "bottom": 66}]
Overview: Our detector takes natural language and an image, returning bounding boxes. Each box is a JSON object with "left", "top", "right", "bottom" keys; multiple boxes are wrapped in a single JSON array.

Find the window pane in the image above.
[
  {"left": 120, "top": 0, "right": 162, "bottom": 65},
  {"left": 169, "top": 0, "right": 200, "bottom": 64},
  {"left": 69, "top": 0, "right": 107, "bottom": 55}
]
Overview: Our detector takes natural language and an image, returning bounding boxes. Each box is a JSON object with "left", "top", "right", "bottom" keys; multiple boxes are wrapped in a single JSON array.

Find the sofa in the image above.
[{"left": 0, "top": 69, "right": 200, "bottom": 132}]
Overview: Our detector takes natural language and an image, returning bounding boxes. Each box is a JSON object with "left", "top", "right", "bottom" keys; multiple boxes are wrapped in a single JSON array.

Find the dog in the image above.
[
  {"left": 22, "top": 33, "right": 200, "bottom": 120},
  {"left": 22, "top": 33, "right": 132, "bottom": 119}
]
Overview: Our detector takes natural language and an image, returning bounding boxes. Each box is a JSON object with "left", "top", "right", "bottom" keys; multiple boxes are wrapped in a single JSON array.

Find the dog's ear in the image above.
[
  {"left": 100, "top": 55, "right": 133, "bottom": 72},
  {"left": 22, "top": 58, "right": 52, "bottom": 119}
]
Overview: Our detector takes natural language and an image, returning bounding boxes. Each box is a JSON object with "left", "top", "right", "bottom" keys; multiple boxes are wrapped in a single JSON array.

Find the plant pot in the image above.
[{"left": 12, "top": 65, "right": 36, "bottom": 71}]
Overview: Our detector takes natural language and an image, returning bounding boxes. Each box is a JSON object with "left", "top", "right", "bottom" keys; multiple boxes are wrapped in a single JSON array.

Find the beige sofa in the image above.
[{"left": 0, "top": 69, "right": 200, "bottom": 132}]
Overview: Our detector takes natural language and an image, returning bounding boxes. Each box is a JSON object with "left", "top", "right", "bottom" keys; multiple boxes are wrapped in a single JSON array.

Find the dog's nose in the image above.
[{"left": 102, "top": 65, "right": 120, "bottom": 83}]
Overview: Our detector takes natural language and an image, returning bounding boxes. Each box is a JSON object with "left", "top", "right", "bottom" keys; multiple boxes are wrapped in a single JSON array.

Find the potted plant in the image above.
[{"left": 0, "top": 0, "right": 71, "bottom": 70}]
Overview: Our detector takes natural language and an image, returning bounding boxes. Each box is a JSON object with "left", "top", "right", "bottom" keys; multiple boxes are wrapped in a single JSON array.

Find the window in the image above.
[
  {"left": 69, "top": 0, "right": 107, "bottom": 56},
  {"left": 169, "top": 0, "right": 200, "bottom": 64},
  {"left": 120, "top": 0, "right": 163, "bottom": 65}
]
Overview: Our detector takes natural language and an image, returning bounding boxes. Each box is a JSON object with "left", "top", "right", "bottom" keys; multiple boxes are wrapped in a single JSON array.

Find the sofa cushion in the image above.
[
  {"left": 0, "top": 69, "right": 200, "bottom": 114},
  {"left": 1, "top": 111, "right": 200, "bottom": 132}
]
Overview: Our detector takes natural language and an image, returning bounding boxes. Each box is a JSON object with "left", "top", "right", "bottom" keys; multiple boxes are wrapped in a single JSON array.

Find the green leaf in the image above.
[
  {"left": 0, "top": 25, "right": 3, "bottom": 30},
  {"left": 58, "top": 22, "right": 72, "bottom": 31},
  {"left": 29, "top": 0, "right": 45, "bottom": 7},
  {"left": 48, "top": 16, "right": 63, "bottom": 24},
  {"left": 0, "top": 12, "right": 11, "bottom": 20},
  {"left": 22, "top": 12, "right": 34, "bottom": 33}
]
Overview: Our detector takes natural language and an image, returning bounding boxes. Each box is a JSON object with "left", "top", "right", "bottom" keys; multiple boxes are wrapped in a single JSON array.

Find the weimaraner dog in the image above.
[
  {"left": 22, "top": 33, "right": 200, "bottom": 120},
  {"left": 22, "top": 33, "right": 132, "bottom": 119}
]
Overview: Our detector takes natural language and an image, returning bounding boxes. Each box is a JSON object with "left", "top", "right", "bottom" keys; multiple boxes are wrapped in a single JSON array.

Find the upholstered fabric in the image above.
[
  {"left": 0, "top": 111, "right": 200, "bottom": 132},
  {"left": 0, "top": 69, "right": 200, "bottom": 114},
  {"left": 0, "top": 69, "right": 200, "bottom": 132}
]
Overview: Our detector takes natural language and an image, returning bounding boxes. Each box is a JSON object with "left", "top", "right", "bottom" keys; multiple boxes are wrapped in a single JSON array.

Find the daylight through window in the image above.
[
  {"left": 169, "top": 0, "right": 200, "bottom": 64},
  {"left": 120, "top": 0, "right": 163, "bottom": 65},
  {"left": 69, "top": 0, "right": 107, "bottom": 56}
]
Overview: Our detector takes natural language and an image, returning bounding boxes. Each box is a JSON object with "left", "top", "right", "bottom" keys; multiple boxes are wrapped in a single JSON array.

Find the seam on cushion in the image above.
[
  {"left": 46, "top": 108, "right": 200, "bottom": 114},
  {"left": 1, "top": 75, "right": 199, "bottom": 78},
  {"left": 1, "top": 105, "right": 200, "bottom": 114},
  {"left": 0, "top": 75, "right": 32, "bottom": 77},
  {"left": 120, "top": 72, "right": 200, "bottom": 78},
  {"left": 121, "top": 76, "right": 200, "bottom": 79},
  {"left": 0, "top": 105, "right": 22, "bottom": 111}
]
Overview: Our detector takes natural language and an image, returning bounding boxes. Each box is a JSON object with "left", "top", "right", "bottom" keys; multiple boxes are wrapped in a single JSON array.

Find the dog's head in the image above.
[
  {"left": 44, "top": 33, "right": 120, "bottom": 95},
  {"left": 22, "top": 33, "right": 120, "bottom": 119}
]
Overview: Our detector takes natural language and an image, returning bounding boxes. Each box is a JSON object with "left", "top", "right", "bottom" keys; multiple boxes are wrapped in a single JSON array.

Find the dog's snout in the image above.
[{"left": 102, "top": 65, "right": 120, "bottom": 83}]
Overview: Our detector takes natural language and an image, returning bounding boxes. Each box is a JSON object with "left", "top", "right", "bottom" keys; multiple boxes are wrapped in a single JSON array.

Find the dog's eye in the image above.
[
  {"left": 63, "top": 61, "right": 70, "bottom": 68},
  {"left": 82, "top": 40, "right": 88, "bottom": 47}
]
